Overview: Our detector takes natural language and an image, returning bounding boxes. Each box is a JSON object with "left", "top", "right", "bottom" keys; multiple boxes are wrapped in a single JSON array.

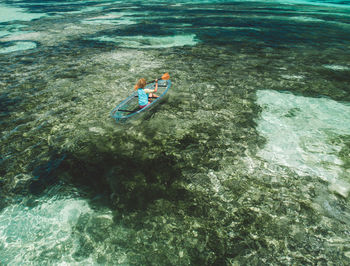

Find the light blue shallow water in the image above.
[{"left": 1, "top": 0, "right": 350, "bottom": 264}]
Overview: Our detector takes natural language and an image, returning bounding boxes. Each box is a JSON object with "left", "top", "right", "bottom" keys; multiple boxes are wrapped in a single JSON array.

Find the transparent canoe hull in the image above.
[{"left": 111, "top": 80, "right": 171, "bottom": 122}]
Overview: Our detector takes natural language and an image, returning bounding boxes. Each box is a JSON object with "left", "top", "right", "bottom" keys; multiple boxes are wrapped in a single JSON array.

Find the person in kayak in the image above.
[{"left": 134, "top": 78, "right": 158, "bottom": 109}]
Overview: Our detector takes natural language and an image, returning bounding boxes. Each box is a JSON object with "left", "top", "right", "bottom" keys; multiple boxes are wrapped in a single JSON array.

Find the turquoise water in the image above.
[{"left": 1, "top": 0, "right": 350, "bottom": 264}]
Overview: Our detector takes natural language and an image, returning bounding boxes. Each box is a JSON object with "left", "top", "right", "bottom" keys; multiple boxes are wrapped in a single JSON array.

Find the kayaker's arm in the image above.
[
  {"left": 144, "top": 79, "right": 158, "bottom": 94},
  {"left": 144, "top": 88, "right": 155, "bottom": 94},
  {"left": 154, "top": 79, "right": 158, "bottom": 92}
]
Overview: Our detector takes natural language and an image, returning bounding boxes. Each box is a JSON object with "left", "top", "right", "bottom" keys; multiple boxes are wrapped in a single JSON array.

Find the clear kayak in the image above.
[{"left": 111, "top": 79, "right": 171, "bottom": 122}]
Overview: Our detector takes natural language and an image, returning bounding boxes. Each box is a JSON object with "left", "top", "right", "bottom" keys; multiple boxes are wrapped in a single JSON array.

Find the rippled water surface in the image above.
[{"left": 1, "top": 0, "right": 350, "bottom": 264}]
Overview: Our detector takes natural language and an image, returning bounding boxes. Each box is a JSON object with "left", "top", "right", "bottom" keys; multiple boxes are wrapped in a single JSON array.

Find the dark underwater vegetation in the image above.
[{"left": 1, "top": 0, "right": 350, "bottom": 264}]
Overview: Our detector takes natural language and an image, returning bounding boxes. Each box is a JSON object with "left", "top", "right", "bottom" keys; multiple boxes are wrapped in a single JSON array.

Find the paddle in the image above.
[
  {"left": 133, "top": 95, "right": 164, "bottom": 99},
  {"left": 146, "top": 72, "right": 170, "bottom": 84},
  {"left": 118, "top": 109, "right": 136, "bottom": 113}
]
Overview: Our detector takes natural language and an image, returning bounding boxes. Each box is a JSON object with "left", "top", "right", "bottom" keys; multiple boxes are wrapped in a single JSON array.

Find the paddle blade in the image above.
[{"left": 161, "top": 72, "right": 170, "bottom": 80}]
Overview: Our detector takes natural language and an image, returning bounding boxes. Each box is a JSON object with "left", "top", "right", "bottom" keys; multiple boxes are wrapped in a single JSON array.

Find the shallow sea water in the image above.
[{"left": 1, "top": 0, "right": 350, "bottom": 264}]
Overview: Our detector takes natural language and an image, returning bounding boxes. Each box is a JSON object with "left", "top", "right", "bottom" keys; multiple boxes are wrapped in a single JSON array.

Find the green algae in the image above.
[
  {"left": 339, "top": 137, "right": 350, "bottom": 170},
  {"left": 329, "top": 134, "right": 350, "bottom": 171}
]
